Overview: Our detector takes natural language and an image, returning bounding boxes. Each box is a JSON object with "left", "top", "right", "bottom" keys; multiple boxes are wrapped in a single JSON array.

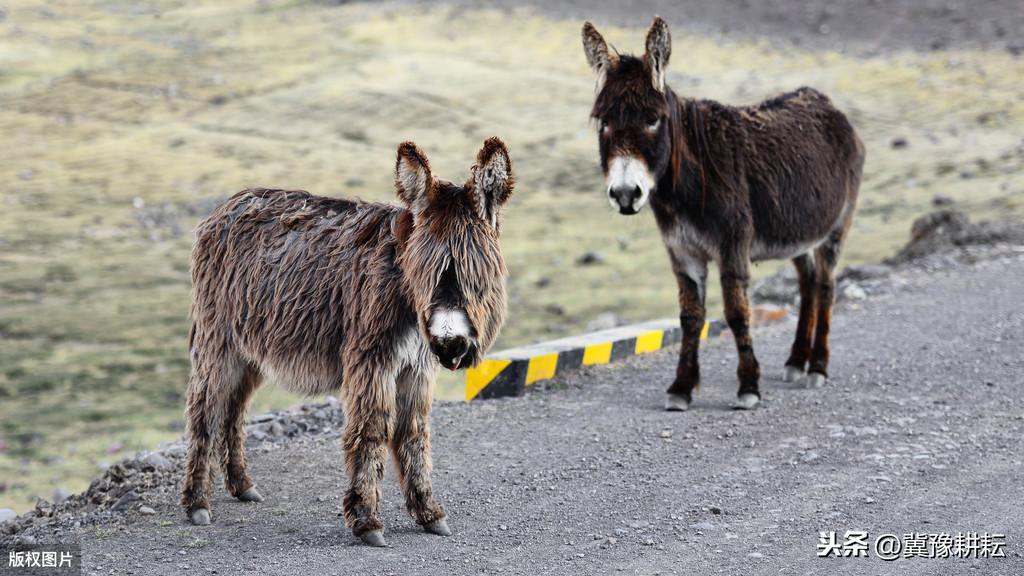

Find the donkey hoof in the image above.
[
  {"left": 424, "top": 518, "right": 452, "bottom": 537},
  {"left": 359, "top": 529, "right": 387, "bottom": 547},
  {"left": 803, "top": 372, "right": 827, "bottom": 389},
  {"left": 237, "top": 487, "right": 263, "bottom": 503},
  {"left": 782, "top": 365, "right": 804, "bottom": 383},
  {"left": 732, "top": 393, "right": 760, "bottom": 410},
  {"left": 665, "top": 393, "right": 691, "bottom": 412},
  {"left": 190, "top": 508, "right": 211, "bottom": 526}
]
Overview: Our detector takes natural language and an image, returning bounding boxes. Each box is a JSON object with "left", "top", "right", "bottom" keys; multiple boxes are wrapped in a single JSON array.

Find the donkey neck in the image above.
[{"left": 650, "top": 90, "right": 721, "bottom": 237}]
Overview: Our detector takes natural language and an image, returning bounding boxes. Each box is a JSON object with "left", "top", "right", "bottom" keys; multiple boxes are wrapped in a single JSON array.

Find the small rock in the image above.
[
  {"left": 139, "top": 452, "right": 173, "bottom": 470},
  {"left": 111, "top": 491, "right": 140, "bottom": 512},
  {"left": 841, "top": 283, "right": 866, "bottom": 301},
  {"left": 139, "top": 506, "right": 157, "bottom": 516},
  {"left": 751, "top": 267, "right": 798, "bottom": 306},
  {"left": 890, "top": 137, "right": 908, "bottom": 149},
  {"left": 747, "top": 552, "right": 764, "bottom": 559},
  {"left": 799, "top": 451, "right": 821, "bottom": 463},
  {"left": 659, "top": 429, "right": 673, "bottom": 439},
  {"left": 163, "top": 444, "right": 186, "bottom": 459},
  {"left": 499, "top": 524, "right": 508, "bottom": 531},
  {"left": 544, "top": 303, "right": 566, "bottom": 316},
  {"left": 709, "top": 505, "right": 722, "bottom": 515},
  {"left": 52, "top": 488, "right": 71, "bottom": 504},
  {"left": 575, "top": 250, "right": 606, "bottom": 266},
  {"left": 586, "top": 312, "right": 622, "bottom": 332},
  {"left": 0, "top": 508, "right": 16, "bottom": 523},
  {"left": 838, "top": 264, "right": 891, "bottom": 282},
  {"left": 35, "top": 499, "right": 53, "bottom": 517},
  {"left": 932, "top": 193, "right": 954, "bottom": 207},
  {"left": 689, "top": 521, "right": 715, "bottom": 531},
  {"left": 600, "top": 537, "right": 617, "bottom": 549}
]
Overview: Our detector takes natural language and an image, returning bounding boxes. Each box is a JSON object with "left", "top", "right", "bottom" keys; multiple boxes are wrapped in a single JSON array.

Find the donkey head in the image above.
[
  {"left": 395, "top": 138, "right": 513, "bottom": 370},
  {"left": 583, "top": 17, "right": 673, "bottom": 215}
]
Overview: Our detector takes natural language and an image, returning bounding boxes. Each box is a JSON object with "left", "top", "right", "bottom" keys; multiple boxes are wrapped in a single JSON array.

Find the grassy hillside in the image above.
[{"left": 1, "top": 0, "right": 1022, "bottom": 512}]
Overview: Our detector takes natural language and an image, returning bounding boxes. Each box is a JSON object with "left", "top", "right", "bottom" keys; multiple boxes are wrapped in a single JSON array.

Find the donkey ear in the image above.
[
  {"left": 395, "top": 141, "right": 433, "bottom": 214},
  {"left": 471, "top": 137, "right": 514, "bottom": 224},
  {"left": 644, "top": 16, "right": 671, "bottom": 92},
  {"left": 582, "top": 21, "right": 618, "bottom": 93}
]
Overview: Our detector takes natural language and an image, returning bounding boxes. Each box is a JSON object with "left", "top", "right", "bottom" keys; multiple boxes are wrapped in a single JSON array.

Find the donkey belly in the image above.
[
  {"left": 251, "top": 325, "right": 433, "bottom": 397},
  {"left": 750, "top": 237, "right": 826, "bottom": 261},
  {"left": 258, "top": 357, "right": 345, "bottom": 396},
  {"left": 748, "top": 187, "right": 851, "bottom": 262}
]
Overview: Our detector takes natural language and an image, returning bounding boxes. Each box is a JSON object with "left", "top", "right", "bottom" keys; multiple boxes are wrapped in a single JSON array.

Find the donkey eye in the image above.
[
  {"left": 600, "top": 119, "right": 610, "bottom": 134},
  {"left": 646, "top": 119, "right": 661, "bottom": 133}
]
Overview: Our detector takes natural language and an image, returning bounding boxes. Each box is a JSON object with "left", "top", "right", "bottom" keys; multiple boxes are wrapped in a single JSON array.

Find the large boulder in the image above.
[{"left": 888, "top": 209, "right": 1024, "bottom": 264}]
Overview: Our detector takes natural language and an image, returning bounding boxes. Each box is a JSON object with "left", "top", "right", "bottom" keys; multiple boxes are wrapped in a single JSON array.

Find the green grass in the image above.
[{"left": 1, "top": 0, "right": 1022, "bottom": 512}]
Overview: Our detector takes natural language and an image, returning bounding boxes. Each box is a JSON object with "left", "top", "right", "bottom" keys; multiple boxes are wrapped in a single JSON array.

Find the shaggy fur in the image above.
[
  {"left": 583, "top": 17, "right": 864, "bottom": 406},
  {"left": 181, "top": 139, "right": 513, "bottom": 541}
]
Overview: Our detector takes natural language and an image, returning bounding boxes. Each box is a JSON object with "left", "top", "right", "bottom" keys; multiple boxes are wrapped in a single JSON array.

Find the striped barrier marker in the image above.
[{"left": 465, "top": 318, "right": 726, "bottom": 400}]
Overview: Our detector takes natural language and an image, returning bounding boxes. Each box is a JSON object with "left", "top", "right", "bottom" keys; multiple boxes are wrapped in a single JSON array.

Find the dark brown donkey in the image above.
[
  {"left": 582, "top": 18, "right": 864, "bottom": 410},
  {"left": 181, "top": 139, "right": 513, "bottom": 546}
]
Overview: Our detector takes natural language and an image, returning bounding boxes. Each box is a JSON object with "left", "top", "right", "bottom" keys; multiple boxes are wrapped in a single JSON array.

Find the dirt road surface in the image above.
[{"left": 11, "top": 250, "right": 1013, "bottom": 575}]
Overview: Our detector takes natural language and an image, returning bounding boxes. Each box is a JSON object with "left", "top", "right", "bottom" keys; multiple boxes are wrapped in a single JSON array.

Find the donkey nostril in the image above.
[
  {"left": 632, "top": 185, "right": 643, "bottom": 202},
  {"left": 450, "top": 336, "right": 469, "bottom": 360}
]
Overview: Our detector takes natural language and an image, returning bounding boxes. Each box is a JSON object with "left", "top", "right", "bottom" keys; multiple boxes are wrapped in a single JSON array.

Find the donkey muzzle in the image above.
[
  {"left": 609, "top": 185, "right": 643, "bottom": 215},
  {"left": 430, "top": 336, "right": 472, "bottom": 371}
]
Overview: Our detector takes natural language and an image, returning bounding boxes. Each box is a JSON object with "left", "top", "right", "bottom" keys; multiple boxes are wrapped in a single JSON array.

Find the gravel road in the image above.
[{"left": 5, "top": 248, "right": 1015, "bottom": 575}]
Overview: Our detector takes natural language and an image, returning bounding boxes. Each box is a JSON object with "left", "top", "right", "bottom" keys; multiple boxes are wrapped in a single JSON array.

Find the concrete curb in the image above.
[{"left": 465, "top": 318, "right": 728, "bottom": 400}]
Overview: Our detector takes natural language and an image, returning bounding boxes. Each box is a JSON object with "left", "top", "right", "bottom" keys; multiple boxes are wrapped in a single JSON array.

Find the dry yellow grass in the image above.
[{"left": 1, "top": 1, "right": 1021, "bottom": 511}]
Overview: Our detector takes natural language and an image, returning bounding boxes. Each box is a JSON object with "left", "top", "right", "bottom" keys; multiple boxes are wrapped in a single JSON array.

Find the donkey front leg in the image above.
[
  {"left": 341, "top": 360, "right": 396, "bottom": 547},
  {"left": 392, "top": 366, "right": 449, "bottom": 536},
  {"left": 720, "top": 258, "right": 761, "bottom": 409},
  {"left": 665, "top": 249, "right": 707, "bottom": 411}
]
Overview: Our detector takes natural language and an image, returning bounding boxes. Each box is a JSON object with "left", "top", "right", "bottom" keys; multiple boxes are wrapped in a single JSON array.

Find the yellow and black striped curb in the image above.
[{"left": 465, "top": 318, "right": 726, "bottom": 400}]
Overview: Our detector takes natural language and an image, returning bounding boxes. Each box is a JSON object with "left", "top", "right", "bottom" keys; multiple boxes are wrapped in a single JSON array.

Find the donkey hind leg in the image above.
[
  {"left": 665, "top": 250, "right": 707, "bottom": 411},
  {"left": 392, "top": 366, "right": 448, "bottom": 536},
  {"left": 342, "top": 360, "right": 396, "bottom": 547},
  {"left": 219, "top": 365, "right": 263, "bottom": 503},
  {"left": 783, "top": 253, "right": 817, "bottom": 383},
  {"left": 181, "top": 354, "right": 246, "bottom": 525},
  {"left": 805, "top": 221, "right": 851, "bottom": 389},
  {"left": 720, "top": 259, "right": 761, "bottom": 410}
]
